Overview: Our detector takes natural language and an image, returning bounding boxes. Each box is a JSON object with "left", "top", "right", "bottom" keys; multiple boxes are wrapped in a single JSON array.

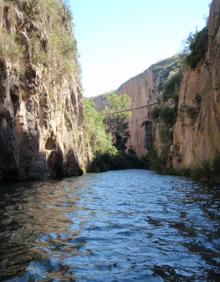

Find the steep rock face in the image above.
[
  {"left": 172, "top": 0, "right": 220, "bottom": 170},
  {"left": 116, "top": 69, "right": 157, "bottom": 157},
  {"left": 0, "top": 0, "right": 88, "bottom": 181},
  {"left": 93, "top": 56, "right": 181, "bottom": 158},
  {"left": 117, "top": 56, "right": 181, "bottom": 158}
]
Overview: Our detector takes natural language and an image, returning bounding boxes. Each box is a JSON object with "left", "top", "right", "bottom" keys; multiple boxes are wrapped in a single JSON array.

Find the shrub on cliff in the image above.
[
  {"left": 179, "top": 104, "right": 199, "bottom": 121},
  {"left": 150, "top": 61, "right": 181, "bottom": 174},
  {"left": 0, "top": 30, "right": 23, "bottom": 61},
  {"left": 152, "top": 106, "right": 177, "bottom": 127},
  {"left": 0, "top": 0, "right": 78, "bottom": 77},
  {"left": 160, "top": 107, "right": 177, "bottom": 126},
  {"left": 163, "top": 71, "right": 181, "bottom": 103},
  {"left": 184, "top": 27, "right": 208, "bottom": 69}
]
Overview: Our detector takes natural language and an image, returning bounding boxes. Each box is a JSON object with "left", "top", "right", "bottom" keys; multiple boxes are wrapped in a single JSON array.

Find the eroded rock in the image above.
[
  {"left": 172, "top": 0, "right": 220, "bottom": 170},
  {"left": 0, "top": 1, "right": 89, "bottom": 181}
]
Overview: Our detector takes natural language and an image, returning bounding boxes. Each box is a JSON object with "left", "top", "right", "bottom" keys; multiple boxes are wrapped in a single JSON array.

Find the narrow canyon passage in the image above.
[{"left": 0, "top": 170, "right": 220, "bottom": 281}]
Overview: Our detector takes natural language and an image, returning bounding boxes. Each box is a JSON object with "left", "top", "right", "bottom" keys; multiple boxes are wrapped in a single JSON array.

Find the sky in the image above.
[{"left": 70, "top": 0, "right": 211, "bottom": 97}]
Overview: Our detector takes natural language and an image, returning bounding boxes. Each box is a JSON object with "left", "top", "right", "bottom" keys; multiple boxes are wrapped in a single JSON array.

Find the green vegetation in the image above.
[
  {"left": 152, "top": 106, "right": 177, "bottom": 127},
  {"left": 179, "top": 95, "right": 201, "bottom": 121},
  {"left": 17, "top": 0, "right": 73, "bottom": 22},
  {"left": 176, "top": 155, "right": 220, "bottom": 184},
  {"left": 89, "top": 151, "right": 142, "bottom": 173},
  {"left": 142, "top": 145, "right": 172, "bottom": 173},
  {"left": 38, "top": 0, "right": 78, "bottom": 76},
  {"left": 0, "top": 30, "right": 23, "bottom": 62},
  {"left": 163, "top": 71, "right": 181, "bottom": 103},
  {"left": 147, "top": 28, "right": 218, "bottom": 183},
  {"left": 84, "top": 98, "right": 116, "bottom": 156},
  {"left": 150, "top": 102, "right": 178, "bottom": 173},
  {"left": 144, "top": 150, "right": 220, "bottom": 184},
  {"left": 151, "top": 59, "right": 181, "bottom": 127},
  {"left": 21, "top": 0, "right": 40, "bottom": 21},
  {"left": 149, "top": 58, "right": 182, "bottom": 174},
  {"left": 151, "top": 55, "right": 183, "bottom": 92},
  {"left": 104, "top": 94, "right": 131, "bottom": 151},
  {"left": 84, "top": 94, "right": 142, "bottom": 172},
  {"left": 179, "top": 104, "right": 199, "bottom": 121},
  {"left": 0, "top": 0, "right": 78, "bottom": 77},
  {"left": 142, "top": 147, "right": 159, "bottom": 171},
  {"left": 184, "top": 27, "right": 208, "bottom": 69}
]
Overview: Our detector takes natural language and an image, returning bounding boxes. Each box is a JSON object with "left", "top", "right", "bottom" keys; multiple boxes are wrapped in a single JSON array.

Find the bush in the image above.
[
  {"left": 183, "top": 155, "right": 220, "bottom": 184},
  {"left": 152, "top": 107, "right": 162, "bottom": 120},
  {"left": 49, "top": 31, "right": 77, "bottom": 74},
  {"left": 21, "top": 0, "right": 40, "bottom": 21},
  {"left": 104, "top": 93, "right": 132, "bottom": 151},
  {"left": 0, "top": 30, "right": 23, "bottom": 61},
  {"left": 163, "top": 71, "right": 181, "bottom": 103},
  {"left": 89, "top": 151, "right": 142, "bottom": 172},
  {"left": 190, "top": 160, "right": 212, "bottom": 181},
  {"left": 187, "top": 106, "right": 199, "bottom": 120},
  {"left": 146, "top": 147, "right": 160, "bottom": 171},
  {"left": 180, "top": 105, "right": 199, "bottom": 120},
  {"left": 0, "top": 0, "right": 79, "bottom": 79},
  {"left": 152, "top": 106, "right": 177, "bottom": 126},
  {"left": 84, "top": 98, "right": 115, "bottom": 156},
  {"left": 160, "top": 107, "right": 177, "bottom": 126},
  {"left": 151, "top": 55, "right": 183, "bottom": 91},
  {"left": 185, "top": 27, "right": 208, "bottom": 69}
]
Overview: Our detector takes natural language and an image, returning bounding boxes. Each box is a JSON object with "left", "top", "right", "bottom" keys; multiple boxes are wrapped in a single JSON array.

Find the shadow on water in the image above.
[
  {"left": 0, "top": 170, "right": 220, "bottom": 281},
  {"left": 0, "top": 179, "right": 81, "bottom": 281}
]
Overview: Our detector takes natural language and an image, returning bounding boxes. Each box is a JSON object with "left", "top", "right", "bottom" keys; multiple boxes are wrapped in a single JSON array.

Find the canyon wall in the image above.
[
  {"left": 94, "top": 0, "right": 220, "bottom": 176},
  {"left": 94, "top": 56, "right": 181, "bottom": 158},
  {"left": 0, "top": 0, "right": 89, "bottom": 181},
  {"left": 172, "top": 0, "right": 220, "bottom": 170},
  {"left": 116, "top": 68, "right": 157, "bottom": 158}
]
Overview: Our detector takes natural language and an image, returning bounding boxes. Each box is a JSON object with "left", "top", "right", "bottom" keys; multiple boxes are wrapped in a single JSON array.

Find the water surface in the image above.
[{"left": 0, "top": 170, "right": 220, "bottom": 281}]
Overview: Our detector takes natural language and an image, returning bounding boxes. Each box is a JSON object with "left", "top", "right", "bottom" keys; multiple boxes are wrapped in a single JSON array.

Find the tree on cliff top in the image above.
[
  {"left": 183, "top": 26, "right": 208, "bottom": 69},
  {"left": 103, "top": 94, "right": 132, "bottom": 151}
]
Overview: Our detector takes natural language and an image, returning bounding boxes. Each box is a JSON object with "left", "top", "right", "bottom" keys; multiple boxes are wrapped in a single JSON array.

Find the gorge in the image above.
[
  {"left": 0, "top": 0, "right": 219, "bottom": 182},
  {"left": 93, "top": 0, "right": 220, "bottom": 182},
  {"left": 0, "top": 1, "right": 220, "bottom": 281}
]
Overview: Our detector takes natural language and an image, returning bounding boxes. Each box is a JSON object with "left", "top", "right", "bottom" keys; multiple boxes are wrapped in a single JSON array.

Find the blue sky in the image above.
[{"left": 70, "top": 0, "right": 211, "bottom": 97}]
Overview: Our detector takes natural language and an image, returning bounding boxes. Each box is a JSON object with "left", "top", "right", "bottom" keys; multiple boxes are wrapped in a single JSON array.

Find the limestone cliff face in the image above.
[
  {"left": 93, "top": 57, "right": 181, "bottom": 158},
  {"left": 172, "top": 0, "right": 220, "bottom": 170},
  {"left": 116, "top": 69, "right": 157, "bottom": 157},
  {"left": 100, "top": 57, "right": 180, "bottom": 157},
  {"left": 0, "top": 0, "right": 88, "bottom": 181}
]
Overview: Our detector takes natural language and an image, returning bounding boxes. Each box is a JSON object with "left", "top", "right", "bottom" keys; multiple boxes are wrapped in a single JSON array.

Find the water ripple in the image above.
[{"left": 0, "top": 170, "right": 220, "bottom": 281}]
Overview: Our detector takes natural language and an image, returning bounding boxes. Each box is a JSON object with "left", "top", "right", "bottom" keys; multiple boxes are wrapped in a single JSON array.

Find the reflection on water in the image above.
[{"left": 0, "top": 170, "right": 220, "bottom": 281}]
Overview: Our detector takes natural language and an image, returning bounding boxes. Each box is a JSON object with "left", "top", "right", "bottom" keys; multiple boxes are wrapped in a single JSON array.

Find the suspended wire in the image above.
[{"left": 104, "top": 102, "right": 158, "bottom": 115}]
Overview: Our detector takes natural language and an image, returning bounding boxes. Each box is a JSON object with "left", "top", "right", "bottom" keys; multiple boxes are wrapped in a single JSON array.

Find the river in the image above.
[{"left": 0, "top": 170, "right": 220, "bottom": 281}]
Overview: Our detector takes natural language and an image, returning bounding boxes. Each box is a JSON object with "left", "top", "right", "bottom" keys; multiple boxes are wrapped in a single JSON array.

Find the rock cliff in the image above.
[
  {"left": 172, "top": 0, "right": 220, "bottom": 170},
  {"left": 0, "top": 0, "right": 88, "bottom": 181},
  {"left": 117, "top": 57, "right": 181, "bottom": 158},
  {"left": 90, "top": 0, "right": 220, "bottom": 179},
  {"left": 93, "top": 56, "right": 182, "bottom": 158},
  {"left": 116, "top": 68, "right": 157, "bottom": 158}
]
